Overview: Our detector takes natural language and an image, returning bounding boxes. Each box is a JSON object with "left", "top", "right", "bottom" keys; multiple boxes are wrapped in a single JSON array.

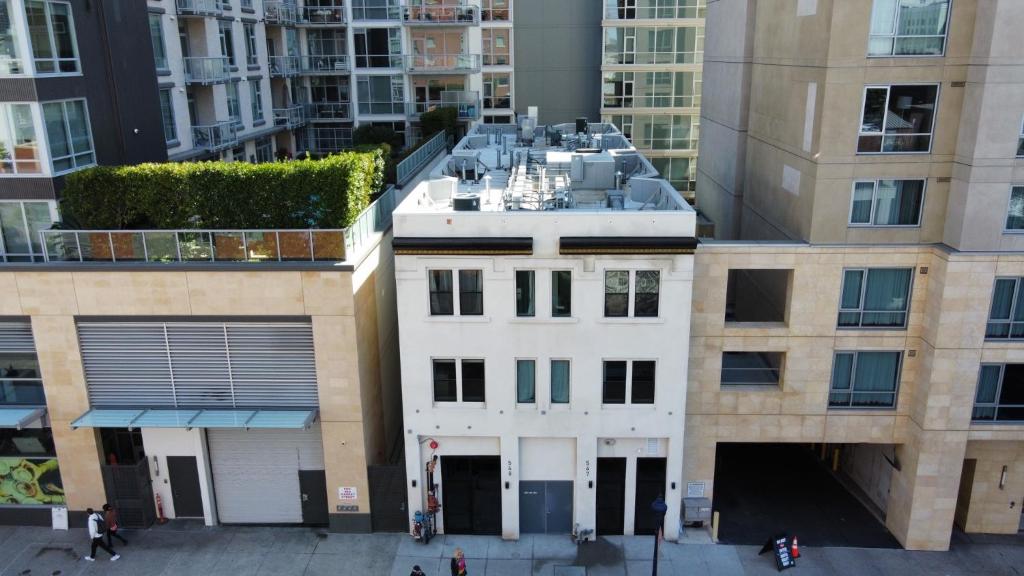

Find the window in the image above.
[
  {"left": 634, "top": 271, "right": 660, "bottom": 317},
  {"left": 551, "top": 360, "right": 570, "bottom": 404},
  {"left": 1006, "top": 186, "right": 1024, "bottom": 231},
  {"left": 0, "top": 352, "right": 44, "bottom": 405},
  {"left": 0, "top": 201, "right": 53, "bottom": 262},
  {"left": 552, "top": 270, "right": 572, "bottom": 317},
  {"left": 353, "top": 28, "right": 402, "bottom": 67},
  {"left": 459, "top": 270, "right": 483, "bottom": 315},
  {"left": 0, "top": 1, "right": 25, "bottom": 74},
  {"left": 829, "top": 351, "right": 901, "bottom": 408},
  {"left": 219, "top": 20, "right": 235, "bottom": 66},
  {"left": 244, "top": 23, "right": 258, "bottom": 66},
  {"left": 858, "top": 85, "right": 938, "bottom": 153},
  {"left": 149, "top": 14, "right": 168, "bottom": 71},
  {"left": 461, "top": 360, "right": 485, "bottom": 402},
  {"left": 483, "top": 72, "right": 511, "bottom": 109},
  {"left": 624, "top": 114, "right": 699, "bottom": 151},
  {"left": 516, "top": 359, "right": 535, "bottom": 404},
  {"left": 254, "top": 137, "right": 272, "bottom": 163},
  {"left": 985, "top": 278, "right": 1024, "bottom": 340},
  {"left": 0, "top": 103, "right": 41, "bottom": 174},
  {"left": 516, "top": 270, "right": 535, "bottom": 317},
  {"left": 721, "top": 352, "right": 783, "bottom": 386},
  {"left": 603, "top": 71, "right": 702, "bottom": 109},
  {"left": 606, "top": 0, "right": 705, "bottom": 19},
  {"left": 650, "top": 157, "right": 696, "bottom": 193},
  {"left": 351, "top": 0, "right": 401, "bottom": 20},
  {"left": 1018, "top": 118, "right": 1024, "bottom": 158},
  {"left": 605, "top": 270, "right": 629, "bottom": 317},
  {"left": 603, "top": 26, "right": 704, "bottom": 65},
  {"left": 241, "top": 0, "right": 253, "bottom": 8},
  {"left": 972, "top": 364, "right": 1024, "bottom": 422},
  {"left": 226, "top": 82, "right": 241, "bottom": 127},
  {"left": 602, "top": 360, "right": 656, "bottom": 405},
  {"left": 481, "top": 0, "right": 509, "bottom": 21},
  {"left": 25, "top": 0, "right": 79, "bottom": 74},
  {"left": 482, "top": 29, "right": 510, "bottom": 66},
  {"left": 158, "top": 89, "right": 177, "bottom": 144},
  {"left": 849, "top": 179, "right": 925, "bottom": 226},
  {"left": 432, "top": 359, "right": 457, "bottom": 402},
  {"left": 868, "top": 0, "right": 950, "bottom": 57},
  {"left": 428, "top": 270, "right": 453, "bottom": 315},
  {"left": 838, "top": 268, "right": 912, "bottom": 328},
  {"left": 249, "top": 80, "right": 263, "bottom": 123},
  {"left": 725, "top": 269, "right": 791, "bottom": 323},
  {"left": 605, "top": 270, "right": 661, "bottom": 317},
  {"left": 42, "top": 99, "right": 93, "bottom": 174},
  {"left": 356, "top": 75, "right": 405, "bottom": 114}
]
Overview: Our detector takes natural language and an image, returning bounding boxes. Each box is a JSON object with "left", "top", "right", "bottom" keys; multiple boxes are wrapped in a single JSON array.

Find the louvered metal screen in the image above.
[
  {"left": 77, "top": 322, "right": 318, "bottom": 408},
  {"left": 0, "top": 322, "right": 34, "bottom": 353}
]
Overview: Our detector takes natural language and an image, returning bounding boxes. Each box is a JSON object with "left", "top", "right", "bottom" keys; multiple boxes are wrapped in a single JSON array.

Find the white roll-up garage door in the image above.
[{"left": 207, "top": 425, "right": 325, "bottom": 523}]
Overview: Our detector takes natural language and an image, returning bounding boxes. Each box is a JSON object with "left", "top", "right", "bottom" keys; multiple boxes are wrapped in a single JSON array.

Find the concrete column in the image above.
[
  {"left": 500, "top": 434, "right": 519, "bottom": 539},
  {"left": 663, "top": 436, "right": 683, "bottom": 541},
  {"left": 623, "top": 456, "right": 638, "bottom": 535},
  {"left": 405, "top": 433, "right": 425, "bottom": 531},
  {"left": 576, "top": 435, "right": 597, "bottom": 540}
]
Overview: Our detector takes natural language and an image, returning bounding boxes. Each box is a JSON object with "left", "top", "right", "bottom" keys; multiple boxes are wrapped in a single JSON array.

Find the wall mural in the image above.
[{"left": 0, "top": 457, "right": 65, "bottom": 505}]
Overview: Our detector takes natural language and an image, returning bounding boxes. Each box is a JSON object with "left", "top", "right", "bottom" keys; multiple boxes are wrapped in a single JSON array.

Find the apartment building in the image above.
[
  {"left": 690, "top": 0, "right": 1024, "bottom": 551},
  {"left": 394, "top": 121, "right": 697, "bottom": 539}
]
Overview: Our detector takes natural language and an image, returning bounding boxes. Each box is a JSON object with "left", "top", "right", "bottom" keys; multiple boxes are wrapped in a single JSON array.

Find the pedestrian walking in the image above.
[
  {"left": 410, "top": 564, "right": 427, "bottom": 576},
  {"left": 83, "top": 507, "right": 120, "bottom": 562},
  {"left": 450, "top": 547, "right": 467, "bottom": 576},
  {"left": 103, "top": 503, "right": 128, "bottom": 547}
]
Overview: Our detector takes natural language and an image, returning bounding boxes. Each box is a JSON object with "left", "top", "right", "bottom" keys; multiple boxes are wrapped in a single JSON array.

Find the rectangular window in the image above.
[
  {"left": 634, "top": 271, "right": 660, "bottom": 317},
  {"left": 985, "top": 278, "right": 1024, "bottom": 340},
  {"left": 552, "top": 270, "right": 572, "bottom": 317},
  {"left": 219, "top": 20, "right": 235, "bottom": 66},
  {"left": 432, "top": 359, "right": 457, "bottom": 402},
  {"left": 606, "top": 0, "right": 705, "bottom": 19},
  {"left": 461, "top": 360, "right": 485, "bottom": 402},
  {"left": 603, "top": 26, "right": 704, "bottom": 65},
  {"left": 1006, "top": 186, "right": 1024, "bottom": 231},
  {"left": 0, "top": 201, "right": 52, "bottom": 261},
  {"left": 249, "top": 80, "right": 263, "bottom": 123},
  {"left": 858, "top": 85, "right": 938, "bottom": 153},
  {"left": 482, "top": 28, "right": 510, "bottom": 66},
  {"left": 0, "top": 352, "right": 45, "bottom": 405},
  {"left": 515, "top": 270, "right": 535, "bottom": 317},
  {"left": 605, "top": 270, "right": 629, "bottom": 317},
  {"left": 603, "top": 71, "right": 702, "bottom": 109},
  {"left": 42, "top": 99, "right": 93, "bottom": 174},
  {"left": 25, "top": 0, "right": 79, "bottom": 74},
  {"left": 972, "top": 364, "right": 1024, "bottom": 422},
  {"left": 254, "top": 137, "right": 272, "bottom": 163},
  {"left": 605, "top": 270, "right": 661, "bottom": 317},
  {"left": 0, "top": 104, "right": 41, "bottom": 174},
  {"left": 356, "top": 74, "right": 405, "bottom": 115},
  {"left": 631, "top": 361, "right": 656, "bottom": 404},
  {"left": 829, "top": 351, "right": 902, "bottom": 409},
  {"left": 1018, "top": 118, "right": 1024, "bottom": 158},
  {"left": 838, "top": 268, "right": 912, "bottom": 328},
  {"left": 244, "top": 23, "right": 258, "bottom": 66},
  {"left": 158, "top": 89, "right": 177, "bottom": 144},
  {"left": 551, "top": 360, "right": 570, "bottom": 404},
  {"left": 482, "top": 72, "right": 511, "bottom": 109},
  {"left": 458, "top": 270, "right": 483, "bottom": 315},
  {"left": 516, "top": 359, "right": 535, "bottom": 404},
  {"left": 225, "top": 83, "right": 241, "bottom": 127},
  {"left": 428, "top": 270, "right": 453, "bottom": 315},
  {"left": 0, "top": 1, "right": 26, "bottom": 74},
  {"left": 149, "top": 14, "right": 168, "bottom": 71},
  {"left": 849, "top": 180, "right": 925, "bottom": 226},
  {"left": 481, "top": 0, "right": 509, "bottom": 21},
  {"left": 602, "top": 360, "right": 627, "bottom": 404},
  {"left": 721, "top": 352, "right": 783, "bottom": 387},
  {"left": 868, "top": 0, "right": 950, "bottom": 57}
]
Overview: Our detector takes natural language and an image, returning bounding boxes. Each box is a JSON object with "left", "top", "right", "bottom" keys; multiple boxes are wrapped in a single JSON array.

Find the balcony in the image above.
[
  {"left": 264, "top": 1, "right": 298, "bottom": 25},
  {"left": 407, "top": 91, "right": 480, "bottom": 120},
  {"left": 402, "top": 4, "right": 479, "bottom": 25},
  {"left": 299, "top": 5, "right": 346, "bottom": 26},
  {"left": 274, "top": 105, "right": 306, "bottom": 129},
  {"left": 300, "top": 54, "right": 350, "bottom": 75},
  {"left": 354, "top": 54, "right": 405, "bottom": 69},
  {"left": 306, "top": 102, "right": 351, "bottom": 122},
  {"left": 406, "top": 53, "right": 480, "bottom": 74},
  {"left": 176, "top": 0, "right": 221, "bottom": 17},
  {"left": 308, "top": 127, "right": 353, "bottom": 154},
  {"left": 183, "top": 57, "right": 231, "bottom": 85},
  {"left": 192, "top": 121, "right": 239, "bottom": 152},
  {"left": 269, "top": 55, "right": 301, "bottom": 77}
]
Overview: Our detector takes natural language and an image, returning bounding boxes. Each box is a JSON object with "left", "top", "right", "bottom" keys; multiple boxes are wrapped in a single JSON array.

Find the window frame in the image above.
[
  {"left": 848, "top": 179, "right": 926, "bottom": 228},
  {"left": 0, "top": 199, "right": 56, "bottom": 262},
  {"left": 225, "top": 82, "right": 241, "bottom": 128},
  {"left": 427, "top": 269, "right": 454, "bottom": 316},
  {"left": 985, "top": 277, "right": 1024, "bottom": 340},
  {"left": 243, "top": 22, "right": 258, "bottom": 67},
  {"left": 971, "top": 363, "right": 1024, "bottom": 423},
  {"left": 551, "top": 270, "right": 572, "bottom": 318},
  {"left": 149, "top": 13, "right": 169, "bottom": 72},
  {"left": 828, "top": 350, "right": 903, "bottom": 410},
  {"left": 602, "top": 359, "right": 657, "bottom": 406},
  {"left": 25, "top": 0, "right": 80, "bottom": 76},
  {"left": 515, "top": 269, "right": 535, "bottom": 318},
  {"left": 550, "top": 358, "right": 571, "bottom": 405},
  {"left": 0, "top": 102, "right": 44, "bottom": 176},
  {"left": 431, "top": 357, "right": 485, "bottom": 405},
  {"left": 1004, "top": 185, "right": 1024, "bottom": 233},
  {"left": 604, "top": 269, "right": 662, "bottom": 318},
  {"left": 249, "top": 79, "right": 264, "bottom": 124},
  {"left": 866, "top": 0, "right": 952, "bottom": 59},
  {"left": 158, "top": 88, "right": 177, "bottom": 145},
  {"left": 458, "top": 269, "right": 484, "bottom": 316},
  {"left": 720, "top": 351, "right": 784, "bottom": 388},
  {"left": 41, "top": 97, "right": 94, "bottom": 175},
  {"left": 516, "top": 358, "right": 535, "bottom": 404},
  {"left": 857, "top": 84, "right": 940, "bottom": 155},
  {"left": 431, "top": 358, "right": 458, "bottom": 403},
  {"left": 218, "top": 19, "right": 236, "bottom": 67},
  {"left": 837, "top": 267, "right": 914, "bottom": 329},
  {"left": 1017, "top": 116, "right": 1024, "bottom": 158}
]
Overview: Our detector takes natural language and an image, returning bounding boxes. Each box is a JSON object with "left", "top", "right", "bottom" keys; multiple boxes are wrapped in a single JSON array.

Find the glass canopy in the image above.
[
  {"left": 71, "top": 408, "right": 317, "bottom": 430},
  {"left": 0, "top": 406, "right": 47, "bottom": 429}
]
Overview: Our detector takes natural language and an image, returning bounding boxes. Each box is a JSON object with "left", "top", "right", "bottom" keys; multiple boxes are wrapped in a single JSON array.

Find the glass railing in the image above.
[
  {"left": 269, "top": 55, "right": 301, "bottom": 77},
  {"left": 191, "top": 121, "right": 239, "bottom": 152},
  {"left": 39, "top": 229, "right": 346, "bottom": 263},
  {"left": 441, "top": 90, "right": 480, "bottom": 119},
  {"left": 183, "top": 57, "right": 231, "bottom": 84},
  {"left": 299, "top": 54, "right": 350, "bottom": 74},
  {"left": 176, "top": 0, "right": 221, "bottom": 16},
  {"left": 308, "top": 127, "right": 354, "bottom": 153},
  {"left": 300, "top": 5, "right": 347, "bottom": 25},
  {"left": 402, "top": 4, "right": 479, "bottom": 24},
  {"left": 396, "top": 130, "right": 446, "bottom": 185},
  {"left": 351, "top": 2, "right": 401, "bottom": 20},
  {"left": 343, "top": 185, "right": 395, "bottom": 260},
  {"left": 306, "top": 102, "right": 351, "bottom": 121},
  {"left": 273, "top": 105, "right": 305, "bottom": 129},
  {"left": 406, "top": 53, "right": 480, "bottom": 72},
  {"left": 264, "top": 1, "right": 299, "bottom": 24}
]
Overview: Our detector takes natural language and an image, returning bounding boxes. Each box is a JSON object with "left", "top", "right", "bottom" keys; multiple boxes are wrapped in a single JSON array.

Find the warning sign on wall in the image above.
[{"left": 338, "top": 487, "right": 358, "bottom": 500}]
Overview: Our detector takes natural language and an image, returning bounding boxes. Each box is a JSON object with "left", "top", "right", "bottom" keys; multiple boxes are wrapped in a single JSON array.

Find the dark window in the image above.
[
  {"left": 987, "top": 277, "right": 1024, "bottom": 340},
  {"left": 428, "top": 270, "right": 453, "bottom": 315},
  {"left": 631, "top": 361, "right": 656, "bottom": 404},
  {"left": 516, "top": 270, "right": 535, "bottom": 317},
  {"left": 461, "top": 360, "right": 485, "bottom": 402},
  {"left": 605, "top": 270, "right": 629, "bottom": 317},
  {"left": 0, "top": 353, "right": 45, "bottom": 405},
  {"left": 603, "top": 361, "right": 627, "bottom": 404},
  {"left": 828, "top": 351, "right": 901, "bottom": 408},
  {"left": 721, "top": 352, "right": 783, "bottom": 386},
  {"left": 0, "top": 428, "right": 57, "bottom": 457},
  {"left": 552, "top": 270, "right": 572, "bottom": 317},
  {"left": 634, "top": 271, "right": 660, "bottom": 317},
  {"left": 432, "top": 359, "right": 457, "bottom": 402},
  {"left": 973, "top": 364, "right": 1024, "bottom": 422},
  {"left": 858, "top": 85, "right": 938, "bottom": 154},
  {"left": 516, "top": 359, "right": 535, "bottom": 403},
  {"left": 725, "top": 269, "right": 791, "bottom": 323},
  {"left": 459, "top": 270, "right": 483, "bottom": 315}
]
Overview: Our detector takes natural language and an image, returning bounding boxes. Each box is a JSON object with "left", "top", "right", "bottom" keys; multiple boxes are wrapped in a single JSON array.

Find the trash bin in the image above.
[{"left": 681, "top": 497, "right": 712, "bottom": 527}]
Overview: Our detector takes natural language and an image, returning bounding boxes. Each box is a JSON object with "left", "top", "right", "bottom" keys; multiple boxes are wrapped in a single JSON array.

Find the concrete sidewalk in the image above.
[{"left": 1, "top": 523, "right": 1022, "bottom": 576}]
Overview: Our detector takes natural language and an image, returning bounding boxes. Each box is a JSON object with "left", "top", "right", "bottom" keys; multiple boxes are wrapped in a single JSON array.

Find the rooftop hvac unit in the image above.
[
  {"left": 452, "top": 193, "right": 481, "bottom": 211},
  {"left": 607, "top": 191, "right": 625, "bottom": 210}
]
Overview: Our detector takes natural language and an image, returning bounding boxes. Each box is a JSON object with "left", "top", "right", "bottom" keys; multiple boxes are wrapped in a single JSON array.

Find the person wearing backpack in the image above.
[{"left": 84, "top": 507, "right": 120, "bottom": 562}]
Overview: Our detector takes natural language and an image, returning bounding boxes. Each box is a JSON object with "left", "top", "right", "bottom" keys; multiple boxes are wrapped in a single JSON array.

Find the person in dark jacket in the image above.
[
  {"left": 103, "top": 503, "right": 127, "bottom": 547},
  {"left": 410, "top": 565, "right": 426, "bottom": 576},
  {"left": 450, "top": 547, "right": 467, "bottom": 576}
]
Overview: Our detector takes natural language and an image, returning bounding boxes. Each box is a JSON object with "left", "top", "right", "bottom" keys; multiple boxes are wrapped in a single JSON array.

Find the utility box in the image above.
[{"left": 682, "top": 497, "right": 712, "bottom": 526}]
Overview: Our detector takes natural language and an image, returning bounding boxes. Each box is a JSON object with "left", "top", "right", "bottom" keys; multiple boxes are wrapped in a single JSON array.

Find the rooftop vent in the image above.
[{"left": 452, "top": 193, "right": 481, "bottom": 211}]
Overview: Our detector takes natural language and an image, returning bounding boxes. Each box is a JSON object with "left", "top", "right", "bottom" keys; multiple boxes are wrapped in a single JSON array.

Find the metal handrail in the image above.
[
  {"left": 300, "top": 5, "right": 347, "bottom": 25},
  {"left": 306, "top": 101, "right": 351, "bottom": 121},
  {"left": 183, "top": 57, "right": 231, "bottom": 84},
  {"left": 269, "top": 55, "right": 301, "bottom": 76},
  {"left": 264, "top": 0, "right": 299, "bottom": 24},
  {"left": 191, "top": 121, "right": 239, "bottom": 152},
  {"left": 308, "top": 127, "right": 354, "bottom": 153},
  {"left": 176, "top": 0, "right": 221, "bottom": 16},
  {"left": 273, "top": 105, "right": 306, "bottom": 128},
  {"left": 397, "top": 131, "right": 446, "bottom": 186}
]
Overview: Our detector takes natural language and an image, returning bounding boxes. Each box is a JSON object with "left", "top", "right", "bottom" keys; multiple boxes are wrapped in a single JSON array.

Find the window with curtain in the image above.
[
  {"left": 42, "top": 99, "right": 93, "bottom": 174},
  {"left": 1006, "top": 187, "right": 1024, "bottom": 231},
  {"left": 985, "top": 277, "right": 1024, "bottom": 340},
  {"left": 720, "top": 352, "right": 783, "bottom": 386},
  {"left": 634, "top": 271, "right": 660, "bottom": 317},
  {"left": 515, "top": 270, "right": 534, "bottom": 317},
  {"left": 0, "top": 103, "right": 41, "bottom": 175},
  {"left": 428, "top": 270, "right": 453, "bottom": 315},
  {"left": 158, "top": 89, "right": 177, "bottom": 144},
  {"left": 458, "top": 270, "right": 483, "bottom": 315},
  {"left": 858, "top": 84, "right": 938, "bottom": 153},
  {"left": 868, "top": 0, "right": 950, "bottom": 57},
  {"left": 551, "top": 360, "right": 570, "bottom": 404},
  {"left": 516, "top": 359, "right": 535, "bottom": 403},
  {"left": 552, "top": 270, "right": 572, "bottom": 317},
  {"left": 829, "top": 351, "right": 901, "bottom": 408},
  {"left": 432, "top": 359, "right": 456, "bottom": 402},
  {"left": 461, "top": 359, "right": 485, "bottom": 402},
  {"left": 249, "top": 81, "right": 263, "bottom": 123},
  {"left": 849, "top": 179, "right": 924, "bottom": 226},
  {"left": 838, "top": 268, "right": 912, "bottom": 328},
  {"left": 972, "top": 364, "right": 1024, "bottom": 422},
  {"left": 605, "top": 270, "right": 629, "bottom": 317},
  {"left": 149, "top": 14, "right": 168, "bottom": 71},
  {"left": 25, "top": 0, "right": 79, "bottom": 74}
]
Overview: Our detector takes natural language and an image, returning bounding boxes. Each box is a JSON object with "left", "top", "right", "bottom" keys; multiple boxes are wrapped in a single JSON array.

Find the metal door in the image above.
[
  {"left": 441, "top": 456, "right": 501, "bottom": 535},
  {"left": 166, "top": 456, "right": 204, "bottom": 518},
  {"left": 545, "top": 481, "right": 573, "bottom": 533},
  {"left": 633, "top": 457, "right": 667, "bottom": 535},
  {"left": 101, "top": 458, "right": 156, "bottom": 528},
  {"left": 368, "top": 465, "right": 409, "bottom": 532},
  {"left": 519, "top": 481, "right": 546, "bottom": 533},
  {"left": 299, "top": 470, "right": 328, "bottom": 526},
  {"left": 596, "top": 458, "right": 626, "bottom": 535}
]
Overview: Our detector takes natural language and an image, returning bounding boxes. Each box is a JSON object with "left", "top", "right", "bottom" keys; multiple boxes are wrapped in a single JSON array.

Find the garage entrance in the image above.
[
  {"left": 441, "top": 456, "right": 501, "bottom": 534},
  {"left": 713, "top": 443, "right": 900, "bottom": 548}
]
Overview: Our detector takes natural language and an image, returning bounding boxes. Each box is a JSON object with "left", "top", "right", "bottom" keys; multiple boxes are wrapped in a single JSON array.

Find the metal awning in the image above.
[
  {"left": 0, "top": 406, "right": 47, "bottom": 430},
  {"left": 70, "top": 408, "right": 318, "bottom": 430}
]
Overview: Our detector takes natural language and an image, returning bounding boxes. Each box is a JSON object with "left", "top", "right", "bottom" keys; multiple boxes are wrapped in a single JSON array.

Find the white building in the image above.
[{"left": 394, "top": 119, "right": 696, "bottom": 539}]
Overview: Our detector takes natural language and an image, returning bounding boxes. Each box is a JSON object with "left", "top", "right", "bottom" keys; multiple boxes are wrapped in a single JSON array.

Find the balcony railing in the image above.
[
  {"left": 406, "top": 53, "right": 480, "bottom": 73},
  {"left": 306, "top": 102, "right": 351, "bottom": 121},
  {"left": 269, "top": 55, "right": 301, "bottom": 77},
  {"left": 176, "top": 0, "right": 221, "bottom": 16},
  {"left": 352, "top": 2, "right": 401, "bottom": 20},
  {"left": 274, "top": 105, "right": 306, "bottom": 129},
  {"left": 397, "top": 130, "right": 446, "bottom": 185},
  {"left": 344, "top": 185, "right": 395, "bottom": 260},
  {"left": 308, "top": 127, "right": 353, "bottom": 154},
  {"left": 299, "top": 5, "right": 346, "bottom": 25},
  {"left": 191, "top": 121, "right": 239, "bottom": 152},
  {"left": 264, "top": 1, "right": 299, "bottom": 25},
  {"left": 39, "top": 229, "right": 346, "bottom": 263},
  {"left": 354, "top": 54, "right": 405, "bottom": 69},
  {"left": 300, "top": 54, "right": 350, "bottom": 74},
  {"left": 184, "top": 57, "right": 231, "bottom": 84},
  {"left": 402, "top": 4, "right": 479, "bottom": 25}
]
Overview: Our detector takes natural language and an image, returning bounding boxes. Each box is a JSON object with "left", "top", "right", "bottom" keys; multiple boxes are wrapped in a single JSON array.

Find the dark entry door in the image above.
[
  {"left": 299, "top": 470, "right": 329, "bottom": 525},
  {"left": 596, "top": 458, "right": 626, "bottom": 535},
  {"left": 441, "top": 456, "right": 501, "bottom": 534},
  {"left": 101, "top": 458, "right": 156, "bottom": 528},
  {"left": 167, "top": 456, "right": 204, "bottom": 518},
  {"left": 369, "top": 465, "right": 409, "bottom": 532},
  {"left": 519, "top": 481, "right": 546, "bottom": 534},
  {"left": 634, "top": 457, "right": 667, "bottom": 535}
]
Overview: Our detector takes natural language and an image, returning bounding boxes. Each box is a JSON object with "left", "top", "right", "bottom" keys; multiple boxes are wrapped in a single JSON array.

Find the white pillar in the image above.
[
  {"left": 624, "top": 456, "right": 638, "bottom": 535},
  {"left": 576, "top": 435, "right": 597, "bottom": 540},
  {"left": 500, "top": 434, "right": 519, "bottom": 539},
  {"left": 405, "top": 432, "right": 424, "bottom": 532}
]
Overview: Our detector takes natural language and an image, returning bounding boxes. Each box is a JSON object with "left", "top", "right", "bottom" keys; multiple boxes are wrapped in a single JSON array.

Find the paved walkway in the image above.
[{"left": 1, "top": 523, "right": 1022, "bottom": 576}]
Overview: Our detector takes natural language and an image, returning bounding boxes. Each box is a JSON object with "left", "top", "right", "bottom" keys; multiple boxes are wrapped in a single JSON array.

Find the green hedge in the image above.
[{"left": 61, "top": 150, "right": 385, "bottom": 230}]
